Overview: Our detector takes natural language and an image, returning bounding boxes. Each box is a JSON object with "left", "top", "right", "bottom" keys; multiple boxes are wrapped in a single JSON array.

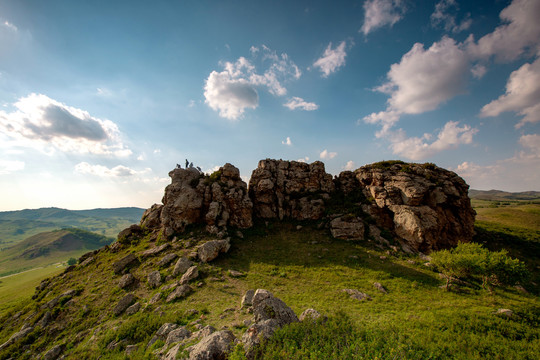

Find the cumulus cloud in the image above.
[
  {"left": 297, "top": 156, "right": 310, "bottom": 163},
  {"left": 480, "top": 57, "right": 540, "bottom": 128},
  {"left": 204, "top": 46, "right": 301, "bottom": 120},
  {"left": 386, "top": 121, "right": 477, "bottom": 160},
  {"left": 467, "top": 0, "right": 540, "bottom": 62},
  {"left": 361, "top": 0, "right": 406, "bottom": 35},
  {"left": 281, "top": 136, "right": 292, "bottom": 146},
  {"left": 283, "top": 97, "right": 319, "bottom": 111},
  {"left": 519, "top": 133, "right": 540, "bottom": 155},
  {"left": 0, "top": 94, "right": 131, "bottom": 156},
  {"left": 320, "top": 149, "right": 337, "bottom": 159},
  {"left": 343, "top": 160, "right": 356, "bottom": 171},
  {"left": 75, "top": 162, "right": 149, "bottom": 178},
  {"left": 0, "top": 160, "right": 25, "bottom": 175},
  {"left": 313, "top": 41, "right": 347, "bottom": 77},
  {"left": 431, "top": 0, "right": 472, "bottom": 33}
]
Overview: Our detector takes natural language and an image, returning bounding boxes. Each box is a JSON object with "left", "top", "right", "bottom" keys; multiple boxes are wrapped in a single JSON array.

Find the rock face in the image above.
[
  {"left": 355, "top": 162, "right": 475, "bottom": 252},
  {"left": 330, "top": 217, "right": 365, "bottom": 240},
  {"left": 142, "top": 163, "right": 252, "bottom": 238},
  {"left": 188, "top": 330, "right": 236, "bottom": 360},
  {"left": 249, "top": 159, "right": 334, "bottom": 220}
]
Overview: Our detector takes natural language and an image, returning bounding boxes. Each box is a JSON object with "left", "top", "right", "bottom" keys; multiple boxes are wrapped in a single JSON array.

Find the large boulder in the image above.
[
  {"left": 354, "top": 162, "right": 475, "bottom": 252},
  {"left": 197, "top": 239, "right": 231, "bottom": 262},
  {"left": 188, "top": 330, "right": 236, "bottom": 360},
  {"left": 249, "top": 159, "right": 334, "bottom": 220},
  {"left": 251, "top": 289, "right": 298, "bottom": 327}
]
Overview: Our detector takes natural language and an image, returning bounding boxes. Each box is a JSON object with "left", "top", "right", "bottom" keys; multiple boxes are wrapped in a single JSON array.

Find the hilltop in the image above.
[
  {"left": 0, "top": 160, "right": 537, "bottom": 360},
  {"left": 469, "top": 189, "right": 540, "bottom": 202}
]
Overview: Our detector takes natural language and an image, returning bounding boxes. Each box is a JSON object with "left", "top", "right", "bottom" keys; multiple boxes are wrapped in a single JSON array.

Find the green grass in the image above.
[{"left": 0, "top": 264, "right": 64, "bottom": 313}]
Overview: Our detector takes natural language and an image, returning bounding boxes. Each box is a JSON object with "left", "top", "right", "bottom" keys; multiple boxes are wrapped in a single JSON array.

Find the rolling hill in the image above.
[{"left": 469, "top": 189, "right": 540, "bottom": 201}]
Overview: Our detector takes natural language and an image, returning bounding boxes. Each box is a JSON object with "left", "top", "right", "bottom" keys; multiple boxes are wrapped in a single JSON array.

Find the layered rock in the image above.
[
  {"left": 354, "top": 162, "right": 475, "bottom": 252},
  {"left": 248, "top": 159, "right": 334, "bottom": 220},
  {"left": 142, "top": 163, "right": 252, "bottom": 237}
]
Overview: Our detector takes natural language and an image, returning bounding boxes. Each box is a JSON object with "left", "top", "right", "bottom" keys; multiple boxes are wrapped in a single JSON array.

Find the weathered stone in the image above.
[
  {"left": 241, "top": 289, "right": 255, "bottom": 308},
  {"left": 299, "top": 308, "right": 324, "bottom": 322},
  {"left": 147, "top": 270, "right": 162, "bottom": 289},
  {"left": 113, "top": 294, "right": 136, "bottom": 316},
  {"left": 79, "top": 256, "right": 95, "bottom": 267},
  {"left": 191, "top": 325, "right": 216, "bottom": 340},
  {"left": 150, "top": 293, "right": 162, "bottom": 304},
  {"left": 180, "top": 266, "right": 199, "bottom": 284},
  {"left": 166, "top": 285, "right": 192, "bottom": 302},
  {"left": 38, "top": 311, "right": 53, "bottom": 328},
  {"left": 140, "top": 243, "right": 170, "bottom": 258},
  {"left": 496, "top": 309, "right": 513, "bottom": 317},
  {"left": 172, "top": 257, "right": 193, "bottom": 277},
  {"left": 373, "top": 282, "right": 387, "bottom": 293},
  {"left": 165, "top": 326, "right": 191, "bottom": 346},
  {"left": 118, "top": 273, "right": 135, "bottom": 289},
  {"left": 148, "top": 323, "right": 179, "bottom": 348},
  {"left": 125, "top": 344, "right": 139, "bottom": 356},
  {"left": 140, "top": 203, "right": 163, "bottom": 230},
  {"left": 252, "top": 289, "right": 298, "bottom": 327},
  {"left": 113, "top": 253, "right": 138, "bottom": 274},
  {"left": 342, "top": 289, "right": 372, "bottom": 301},
  {"left": 125, "top": 302, "right": 141, "bottom": 316},
  {"left": 242, "top": 319, "right": 279, "bottom": 355},
  {"left": 330, "top": 217, "right": 365, "bottom": 240},
  {"left": 228, "top": 270, "right": 244, "bottom": 277},
  {"left": 197, "top": 239, "right": 231, "bottom": 262},
  {"left": 43, "top": 344, "right": 63, "bottom": 360},
  {"left": 158, "top": 253, "right": 178, "bottom": 267},
  {"left": 188, "top": 330, "right": 236, "bottom": 360},
  {"left": 117, "top": 224, "right": 143, "bottom": 244},
  {"left": 0, "top": 326, "right": 34, "bottom": 351}
]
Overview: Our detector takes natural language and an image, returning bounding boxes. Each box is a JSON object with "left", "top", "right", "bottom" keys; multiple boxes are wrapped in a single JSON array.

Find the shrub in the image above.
[{"left": 67, "top": 258, "right": 77, "bottom": 266}]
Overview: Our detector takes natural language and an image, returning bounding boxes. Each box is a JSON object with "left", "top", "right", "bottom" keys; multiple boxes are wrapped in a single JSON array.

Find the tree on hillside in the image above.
[{"left": 67, "top": 257, "right": 77, "bottom": 266}]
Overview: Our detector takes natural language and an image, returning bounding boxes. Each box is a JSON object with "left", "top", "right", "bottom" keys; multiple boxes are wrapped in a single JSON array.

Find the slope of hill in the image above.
[
  {"left": 0, "top": 207, "right": 144, "bottom": 249},
  {"left": 0, "top": 228, "right": 113, "bottom": 277},
  {"left": 469, "top": 189, "right": 540, "bottom": 201}
]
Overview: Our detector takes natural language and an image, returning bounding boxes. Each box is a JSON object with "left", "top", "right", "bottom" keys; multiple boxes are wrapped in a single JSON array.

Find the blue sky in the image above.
[{"left": 0, "top": 0, "right": 539, "bottom": 211}]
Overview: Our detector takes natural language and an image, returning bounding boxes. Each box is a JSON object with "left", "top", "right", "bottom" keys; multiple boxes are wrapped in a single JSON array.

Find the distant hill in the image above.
[
  {"left": 469, "top": 189, "right": 540, "bottom": 201},
  {"left": 0, "top": 207, "right": 145, "bottom": 249},
  {"left": 0, "top": 228, "right": 113, "bottom": 277}
]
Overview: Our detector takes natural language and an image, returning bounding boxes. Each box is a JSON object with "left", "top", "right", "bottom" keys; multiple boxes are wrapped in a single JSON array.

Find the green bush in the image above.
[{"left": 67, "top": 258, "right": 77, "bottom": 266}]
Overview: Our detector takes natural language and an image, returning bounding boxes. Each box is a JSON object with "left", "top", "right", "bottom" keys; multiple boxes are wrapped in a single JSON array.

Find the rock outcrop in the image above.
[
  {"left": 249, "top": 159, "right": 334, "bottom": 220},
  {"left": 142, "top": 164, "right": 252, "bottom": 238}
]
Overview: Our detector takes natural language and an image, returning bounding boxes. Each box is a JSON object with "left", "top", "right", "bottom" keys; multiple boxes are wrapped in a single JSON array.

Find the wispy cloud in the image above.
[
  {"left": 75, "top": 162, "right": 149, "bottom": 178},
  {"left": 320, "top": 149, "right": 337, "bottom": 159},
  {"left": 0, "top": 160, "right": 25, "bottom": 175},
  {"left": 283, "top": 97, "right": 318, "bottom": 111},
  {"left": 0, "top": 94, "right": 131, "bottom": 156},
  {"left": 281, "top": 136, "right": 292, "bottom": 146},
  {"left": 361, "top": 0, "right": 406, "bottom": 36},
  {"left": 2, "top": 20, "right": 18, "bottom": 32},
  {"left": 313, "top": 41, "right": 347, "bottom": 77},
  {"left": 431, "top": 0, "right": 471, "bottom": 33}
]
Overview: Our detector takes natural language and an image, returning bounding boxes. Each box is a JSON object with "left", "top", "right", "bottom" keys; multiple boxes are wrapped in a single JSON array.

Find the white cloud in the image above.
[
  {"left": 153, "top": 149, "right": 161, "bottom": 154},
  {"left": 188, "top": 100, "right": 196, "bottom": 108},
  {"left": 0, "top": 160, "right": 25, "bottom": 175},
  {"left": 137, "top": 154, "right": 145, "bottom": 161},
  {"left": 431, "top": 0, "right": 472, "bottom": 33},
  {"left": 2, "top": 20, "right": 18, "bottom": 32},
  {"left": 75, "top": 162, "right": 150, "bottom": 178},
  {"left": 96, "top": 87, "right": 113, "bottom": 97},
  {"left": 343, "top": 160, "right": 356, "bottom": 171},
  {"left": 205, "top": 165, "right": 221, "bottom": 175},
  {"left": 387, "top": 121, "right": 478, "bottom": 160},
  {"left": 283, "top": 97, "right": 319, "bottom": 111},
  {"left": 320, "top": 149, "right": 337, "bottom": 159},
  {"left": 361, "top": 0, "right": 406, "bottom": 35},
  {"left": 313, "top": 41, "right": 347, "bottom": 77},
  {"left": 519, "top": 133, "right": 540, "bottom": 155},
  {"left": 361, "top": 109, "right": 401, "bottom": 138},
  {"left": 204, "top": 47, "right": 301, "bottom": 120},
  {"left": 281, "top": 137, "right": 292, "bottom": 146},
  {"left": 467, "top": 0, "right": 540, "bottom": 62},
  {"left": 0, "top": 94, "right": 131, "bottom": 156},
  {"left": 480, "top": 57, "right": 540, "bottom": 128},
  {"left": 471, "top": 64, "right": 487, "bottom": 79},
  {"left": 297, "top": 156, "right": 310, "bottom": 163}
]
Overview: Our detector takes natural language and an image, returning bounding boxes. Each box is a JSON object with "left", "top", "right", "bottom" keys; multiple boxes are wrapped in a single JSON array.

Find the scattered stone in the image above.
[
  {"left": 197, "top": 239, "right": 231, "bottom": 262},
  {"left": 188, "top": 330, "right": 236, "bottom": 360},
  {"left": 242, "top": 319, "right": 279, "bottom": 355},
  {"left": 147, "top": 323, "right": 179, "bottom": 348},
  {"left": 299, "top": 308, "right": 324, "bottom": 322},
  {"left": 185, "top": 309, "right": 199, "bottom": 317},
  {"left": 407, "top": 259, "right": 415, "bottom": 264},
  {"left": 113, "top": 253, "right": 138, "bottom": 274},
  {"left": 117, "top": 224, "right": 143, "bottom": 243},
  {"left": 330, "top": 217, "right": 365, "bottom": 240},
  {"left": 147, "top": 270, "right": 162, "bottom": 288},
  {"left": 150, "top": 293, "right": 162, "bottom": 304},
  {"left": 373, "top": 282, "right": 388, "bottom": 294},
  {"left": 118, "top": 273, "right": 135, "bottom": 289},
  {"left": 172, "top": 257, "right": 193, "bottom": 277},
  {"left": 243, "top": 319, "right": 251, "bottom": 327},
  {"left": 180, "top": 266, "right": 199, "bottom": 284},
  {"left": 125, "top": 344, "right": 139, "bottom": 356},
  {"left": 236, "top": 230, "right": 244, "bottom": 239},
  {"left": 496, "top": 309, "right": 513, "bottom": 317},
  {"left": 228, "top": 270, "right": 244, "bottom": 277},
  {"left": 379, "top": 255, "right": 387, "bottom": 260},
  {"left": 158, "top": 253, "right": 178, "bottom": 267},
  {"left": 79, "top": 256, "right": 95, "bottom": 267},
  {"left": 43, "top": 344, "right": 63, "bottom": 360},
  {"left": 252, "top": 289, "right": 298, "bottom": 327},
  {"left": 165, "top": 326, "right": 191, "bottom": 346},
  {"left": 296, "top": 225, "right": 303, "bottom": 230},
  {"left": 38, "top": 311, "right": 53, "bottom": 328},
  {"left": 113, "top": 294, "right": 136, "bottom": 316},
  {"left": 107, "top": 339, "right": 128, "bottom": 351},
  {"left": 342, "top": 289, "right": 372, "bottom": 301},
  {"left": 140, "top": 243, "right": 170, "bottom": 259},
  {"left": 0, "top": 326, "right": 34, "bottom": 351},
  {"left": 125, "top": 302, "right": 141, "bottom": 316},
  {"left": 515, "top": 285, "right": 528, "bottom": 294},
  {"left": 166, "top": 285, "right": 192, "bottom": 302},
  {"left": 192, "top": 325, "right": 216, "bottom": 339},
  {"left": 241, "top": 289, "right": 255, "bottom": 308},
  {"left": 162, "top": 283, "right": 178, "bottom": 291}
]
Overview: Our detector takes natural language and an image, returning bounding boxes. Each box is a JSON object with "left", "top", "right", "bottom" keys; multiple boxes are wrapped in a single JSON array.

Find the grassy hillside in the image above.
[
  {"left": 0, "top": 228, "right": 113, "bottom": 277},
  {"left": 469, "top": 189, "right": 540, "bottom": 202},
  {"left": 0, "top": 207, "right": 144, "bottom": 249},
  {"left": 0, "top": 218, "right": 537, "bottom": 359}
]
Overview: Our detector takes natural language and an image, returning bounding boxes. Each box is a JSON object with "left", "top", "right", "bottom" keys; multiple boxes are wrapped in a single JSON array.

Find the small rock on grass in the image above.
[{"left": 342, "top": 289, "right": 372, "bottom": 301}]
